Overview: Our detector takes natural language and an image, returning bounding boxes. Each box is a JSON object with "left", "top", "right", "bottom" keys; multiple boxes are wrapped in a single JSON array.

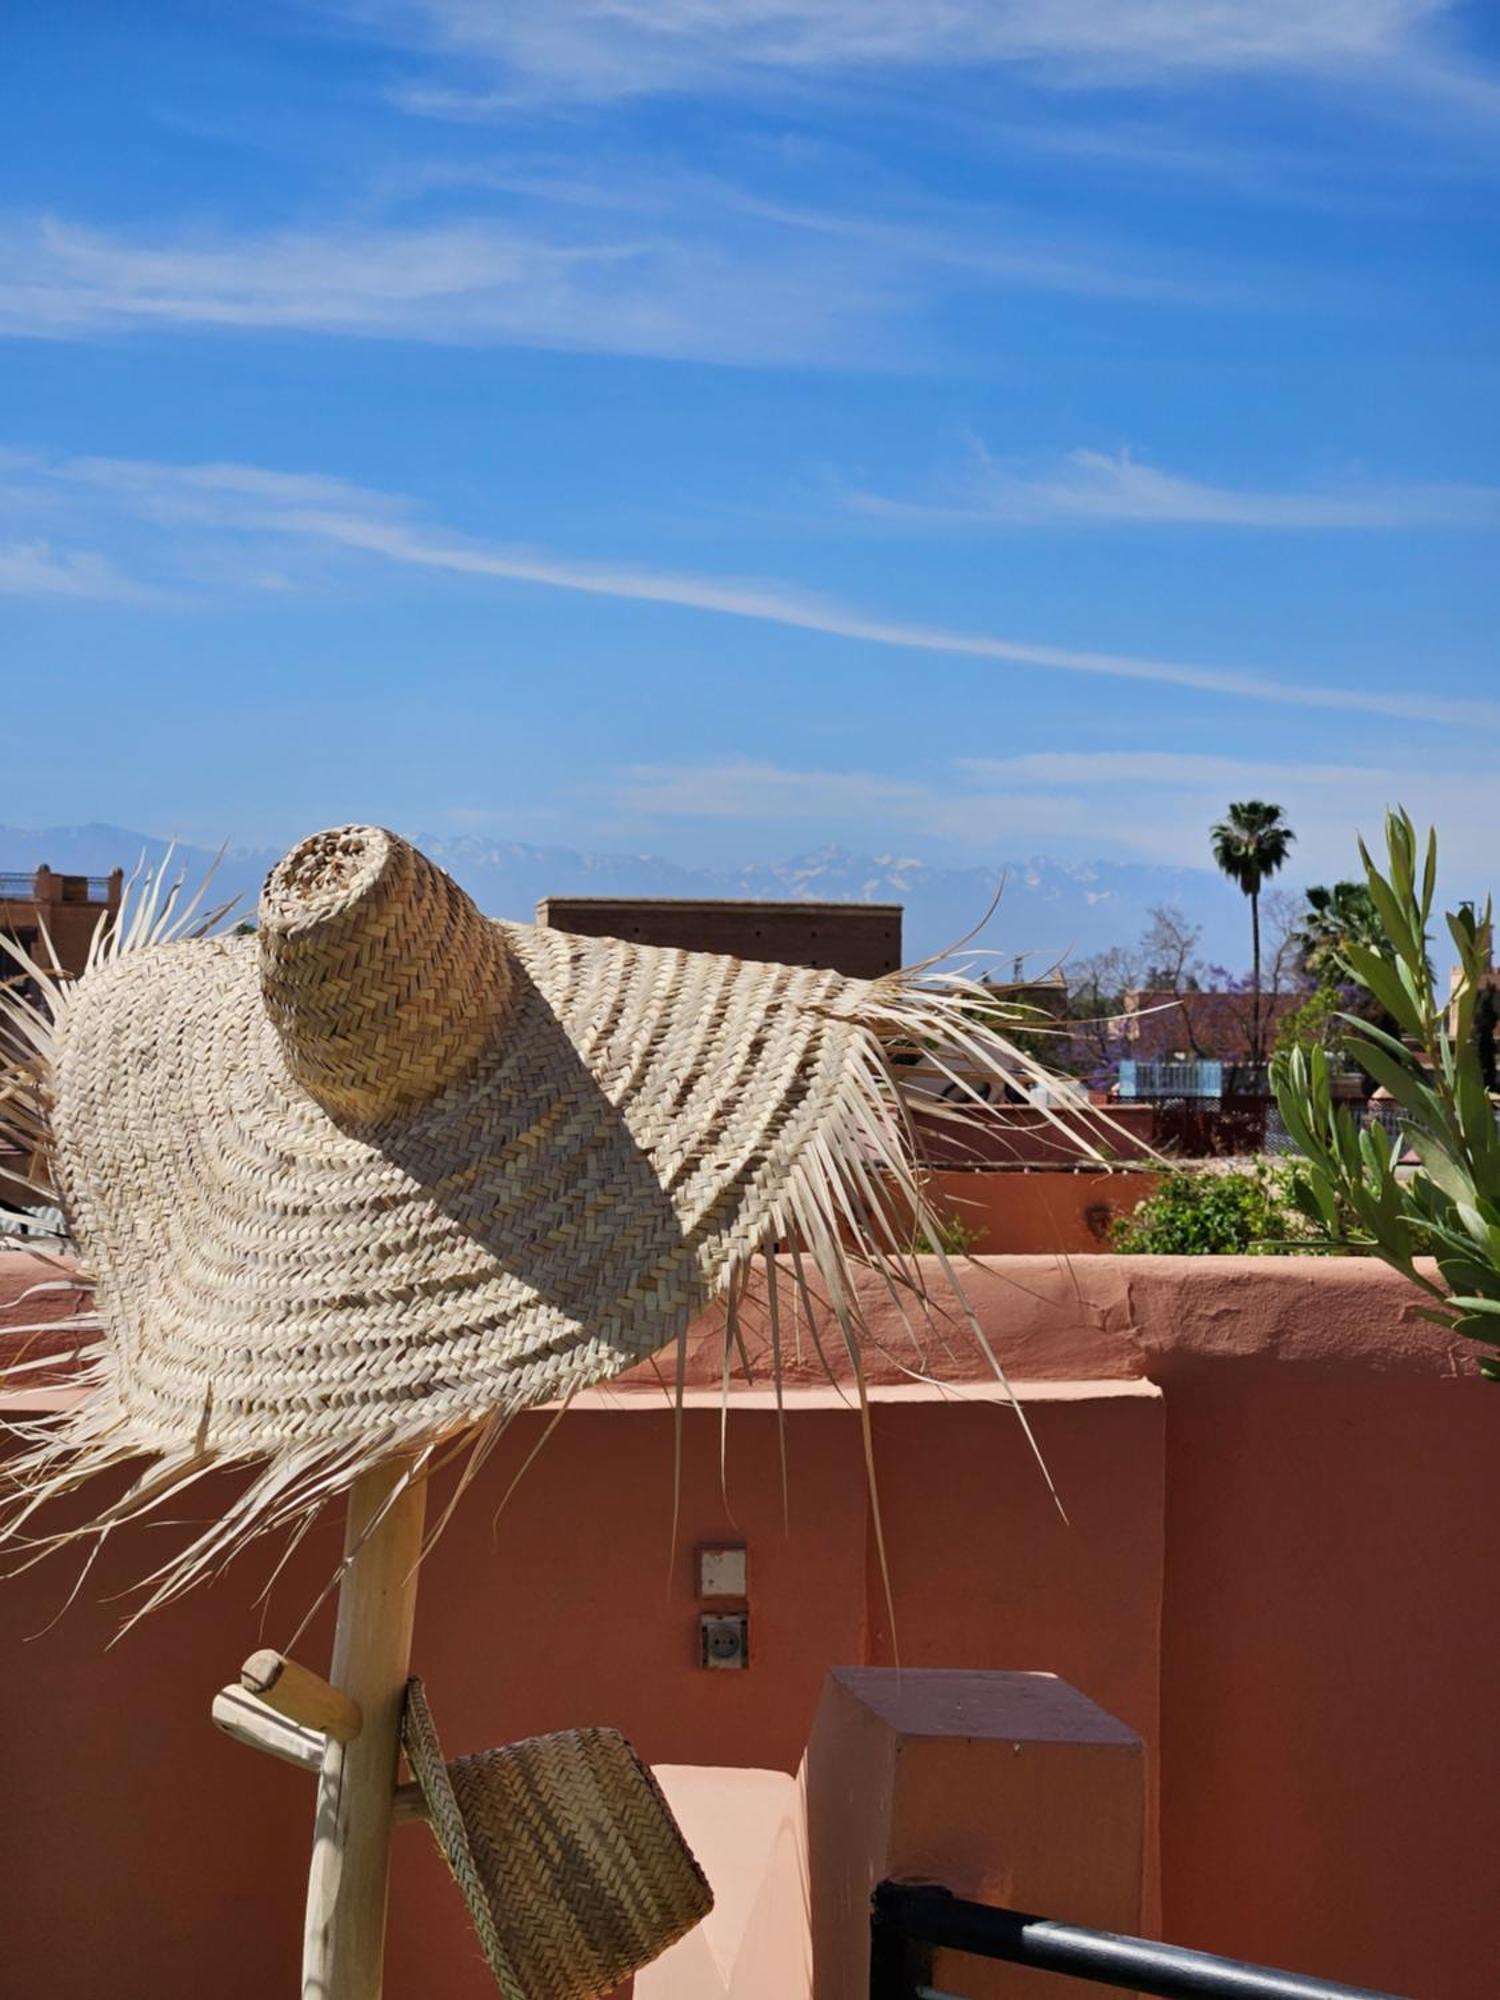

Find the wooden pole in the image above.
[{"left": 301, "top": 1457, "right": 428, "bottom": 2000}]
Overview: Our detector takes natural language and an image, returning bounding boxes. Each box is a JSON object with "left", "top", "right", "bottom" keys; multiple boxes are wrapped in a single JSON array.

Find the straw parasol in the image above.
[{"left": 0, "top": 823, "right": 1095, "bottom": 1996}]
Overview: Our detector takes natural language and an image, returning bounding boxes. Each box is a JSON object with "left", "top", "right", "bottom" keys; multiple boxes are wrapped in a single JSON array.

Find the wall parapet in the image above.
[{"left": 0, "top": 1249, "right": 1480, "bottom": 1422}]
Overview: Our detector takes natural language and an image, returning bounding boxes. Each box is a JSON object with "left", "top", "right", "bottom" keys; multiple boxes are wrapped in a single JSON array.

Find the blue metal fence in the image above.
[{"left": 1117, "top": 1060, "right": 1226, "bottom": 1101}]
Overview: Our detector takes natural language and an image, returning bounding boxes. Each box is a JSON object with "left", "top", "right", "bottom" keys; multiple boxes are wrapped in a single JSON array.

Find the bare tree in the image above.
[
  {"left": 1064, "top": 943, "right": 1142, "bottom": 1072},
  {"left": 1139, "top": 904, "right": 1206, "bottom": 988},
  {"left": 1134, "top": 905, "right": 1220, "bottom": 1059},
  {"left": 1261, "top": 887, "right": 1312, "bottom": 1005}
]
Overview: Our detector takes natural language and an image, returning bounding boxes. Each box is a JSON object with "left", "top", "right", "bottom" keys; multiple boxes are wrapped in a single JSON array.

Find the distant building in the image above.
[
  {"left": 1121, "top": 986, "right": 1302, "bottom": 1066},
  {"left": 1, "top": 865, "right": 122, "bottom": 1210},
  {"left": 535, "top": 897, "right": 902, "bottom": 979},
  {"left": 1, "top": 865, "right": 122, "bottom": 985}
]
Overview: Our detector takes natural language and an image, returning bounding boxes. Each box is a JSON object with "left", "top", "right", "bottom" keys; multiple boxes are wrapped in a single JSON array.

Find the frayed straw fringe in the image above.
[{"left": 0, "top": 851, "right": 1113, "bottom": 1631}]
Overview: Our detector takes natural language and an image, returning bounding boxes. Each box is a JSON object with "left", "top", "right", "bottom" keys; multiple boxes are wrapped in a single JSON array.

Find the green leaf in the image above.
[
  {"left": 1406, "top": 1130, "right": 1478, "bottom": 1208},
  {"left": 1341, "top": 942, "right": 1425, "bottom": 1037},
  {"left": 1363, "top": 866, "right": 1422, "bottom": 971},
  {"left": 1420, "top": 826, "right": 1438, "bottom": 925},
  {"left": 1342, "top": 1036, "right": 1441, "bottom": 1132}
]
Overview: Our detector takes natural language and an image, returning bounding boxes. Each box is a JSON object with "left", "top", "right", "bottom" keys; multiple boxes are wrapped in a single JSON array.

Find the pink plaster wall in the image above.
[
  {"left": 0, "top": 1252, "right": 1494, "bottom": 1998},
  {"left": 921, "top": 1165, "right": 1160, "bottom": 1253},
  {"left": 911, "top": 1101, "right": 1158, "bottom": 1167}
]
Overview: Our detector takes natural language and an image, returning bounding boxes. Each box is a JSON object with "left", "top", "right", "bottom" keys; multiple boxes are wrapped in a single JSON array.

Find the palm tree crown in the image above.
[{"left": 1210, "top": 801, "right": 1296, "bottom": 897}]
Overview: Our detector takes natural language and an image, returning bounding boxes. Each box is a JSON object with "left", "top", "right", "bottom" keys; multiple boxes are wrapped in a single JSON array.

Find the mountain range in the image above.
[{"left": 0, "top": 823, "right": 1253, "bottom": 971}]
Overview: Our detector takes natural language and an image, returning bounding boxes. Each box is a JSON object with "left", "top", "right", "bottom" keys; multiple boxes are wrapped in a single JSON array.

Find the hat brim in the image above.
[{"left": 53, "top": 920, "right": 864, "bottom": 1459}]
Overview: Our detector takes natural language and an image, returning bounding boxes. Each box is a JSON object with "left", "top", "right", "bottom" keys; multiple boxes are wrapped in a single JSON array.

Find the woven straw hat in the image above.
[
  {"left": 402, "top": 1678, "right": 711, "bottom": 1998},
  {"left": 0, "top": 823, "right": 1074, "bottom": 1599}
]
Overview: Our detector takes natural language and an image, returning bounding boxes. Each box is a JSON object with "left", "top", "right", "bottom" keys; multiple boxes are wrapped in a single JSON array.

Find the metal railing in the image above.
[
  {"left": 1118, "top": 1060, "right": 1226, "bottom": 1101},
  {"left": 0, "top": 871, "right": 117, "bottom": 903},
  {"left": 870, "top": 1883, "right": 1404, "bottom": 2000}
]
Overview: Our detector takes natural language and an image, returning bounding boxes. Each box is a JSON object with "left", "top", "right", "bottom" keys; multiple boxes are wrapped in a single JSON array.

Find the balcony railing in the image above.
[
  {"left": 71, "top": 875, "right": 119, "bottom": 903},
  {"left": 1118, "top": 1059, "right": 1226, "bottom": 1100},
  {"left": 870, "top": 1883, "right": 1401, "bottom": 2000},
  {"left": 0, "top": 871, "right": 118, "bottom": 905}
]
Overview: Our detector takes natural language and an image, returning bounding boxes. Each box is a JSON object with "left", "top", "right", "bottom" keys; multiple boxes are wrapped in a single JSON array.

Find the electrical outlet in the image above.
[{"left": 699, "top": 1610, "right": 749, "bottom": 1670}]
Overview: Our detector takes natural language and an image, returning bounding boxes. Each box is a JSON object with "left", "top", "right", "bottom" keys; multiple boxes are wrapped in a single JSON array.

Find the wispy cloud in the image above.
[
  {"left": 0, "top": 162, "right": 1232, "bottom": 359},
  {"left": 371, "top": 0, "right": 1466, "bottom": 107},
  {"left": 851, "top": 444, "right": 1500, "bottom": 530},
  {"left": 14, "top": 448, "right": 1500, "bottom": 730},
  {"left": 611, "top": 749, "right": 1500, "bottom": 880},
  {"left": 619, "top": 761, "right": 935, "bottom": 822},
  {"left": 0, "top": 212, "right": 890, "bottom": 365},
  {"left": 272, "top": 507, "right": 1500, "bottom": 729},
  {"left": 0, "top": 538, "right": 147, "bottom": 601},
  {"left": 960, "top": 750, "right": 1401, "bottom": 787}
]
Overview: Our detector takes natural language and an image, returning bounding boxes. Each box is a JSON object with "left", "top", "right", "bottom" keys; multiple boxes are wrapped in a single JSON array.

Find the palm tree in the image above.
[
  {"left": 1211, "top": 801, "right": 1295, "bottom": 1067},
  {"left": 1293, "top": 880, "right": 1382, "bottom": 986}
]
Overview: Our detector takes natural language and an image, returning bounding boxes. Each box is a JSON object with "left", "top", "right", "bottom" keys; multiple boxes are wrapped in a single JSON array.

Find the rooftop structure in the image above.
[
  {"left": 1122, "top": 985, "right": 1303, "bottom": 1065},
  {"left": 535, "top": 896, "right": 902, "bottom": 979},
  {"left": 0, "top": 864, "right": 122, "bottom": 982},
  {"left": 2, "top": 866, "right": 122, "bottom": 1208}
]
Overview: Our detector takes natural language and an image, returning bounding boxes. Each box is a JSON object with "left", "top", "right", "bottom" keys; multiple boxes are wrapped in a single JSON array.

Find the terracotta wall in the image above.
[
  {"left": 922, "top": 1165, "right": 1160, "bottom": 1253},
  {"left": 912, "top": 1101, "right": 1158, "bottom": 1167},
  {"left": 0, "top": 1254, "right": 1493, "bottom": 1998}
]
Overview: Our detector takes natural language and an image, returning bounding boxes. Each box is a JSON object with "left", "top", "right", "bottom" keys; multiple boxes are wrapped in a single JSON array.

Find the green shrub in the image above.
[
  {"left": 1275, "top": 983, "right": 1346, "bottom": 1059},
  {"left": 1112, "top": 1162, "right": 1302, "bottom": 1255},
  {"left": 1274, "top": 810, "right": 1500, "bottom": 1381},
  {"left": 910, "top": 1209, "right": 985, "bottom": 1255}
]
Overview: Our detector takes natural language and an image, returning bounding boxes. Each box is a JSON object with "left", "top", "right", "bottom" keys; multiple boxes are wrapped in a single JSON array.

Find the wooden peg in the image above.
[
  {"left": 212, "top": 1685, "right": 326, "bottom": 1774},
  {"left": 241, "top": 1648, "right": 363, "bottom": 1744},
  {"left": 392, "top": 1781, "right": 427, "bottom": 1826},
  {"left": 212, "top": 1685, "right": 426, "bottom": 1825},
  {"left": 212, "top": 1680, "right": 326, "bottom": 1776}
]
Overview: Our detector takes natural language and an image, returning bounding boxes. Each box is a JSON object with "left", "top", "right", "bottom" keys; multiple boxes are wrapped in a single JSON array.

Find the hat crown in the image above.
[{"left": 258, "top": 825, "right": 513, "bottom": 1125}]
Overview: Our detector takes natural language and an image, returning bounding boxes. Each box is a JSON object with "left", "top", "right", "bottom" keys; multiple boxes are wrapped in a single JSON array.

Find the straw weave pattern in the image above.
[
  {"left": 49, "top": 827, "right": 857, "bottom": 1457},
  {"left": 403, "top": 1679, "right": 711, "bottom": 1999},
  {"left": 260, "top": 825, "right": 515, "bottom": 1124}
]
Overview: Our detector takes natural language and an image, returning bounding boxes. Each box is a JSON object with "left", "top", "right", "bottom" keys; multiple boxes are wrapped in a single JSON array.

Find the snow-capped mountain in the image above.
[{"left": 0, "top": 825, "right": 1245, "bottom": 968}]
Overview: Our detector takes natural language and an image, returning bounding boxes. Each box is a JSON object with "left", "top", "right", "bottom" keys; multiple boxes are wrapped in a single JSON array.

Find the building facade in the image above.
[
  {"left": 1, "top": 864, "right": 123, "bottom": 984},
  {"left": 535, "top": 897, "right": 902, "bottom": 979}
]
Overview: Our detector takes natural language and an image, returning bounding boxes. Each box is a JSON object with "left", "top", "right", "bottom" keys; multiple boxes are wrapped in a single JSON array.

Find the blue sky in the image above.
[{"left": 3, "top": 0, "right": 1498, "bottom": 901}]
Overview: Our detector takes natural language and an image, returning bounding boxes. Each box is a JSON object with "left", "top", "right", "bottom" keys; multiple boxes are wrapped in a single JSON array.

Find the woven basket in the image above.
[{"left": 402, "top": 1679, "right": 712, "bottom": 1998}]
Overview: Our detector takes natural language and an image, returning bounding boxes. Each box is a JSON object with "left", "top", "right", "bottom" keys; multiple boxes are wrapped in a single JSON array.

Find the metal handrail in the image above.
[
  {"left": 871, "top": 1884, "right": 1405, "bottom": 2000},
  {"left": 0, "top": 872, "right": 117, "bottom": 902}
]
